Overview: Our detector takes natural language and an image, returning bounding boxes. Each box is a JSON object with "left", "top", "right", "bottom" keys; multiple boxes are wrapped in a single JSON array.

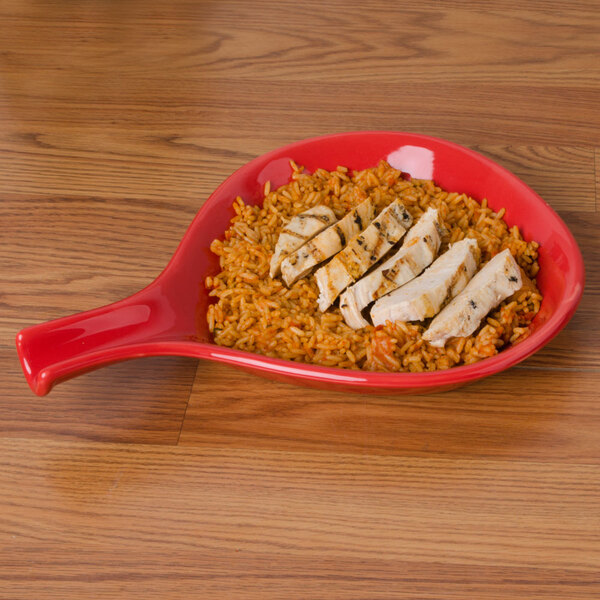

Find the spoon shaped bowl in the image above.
[{"left": 16, "top": 132, "right": 584, "bottom": 396}]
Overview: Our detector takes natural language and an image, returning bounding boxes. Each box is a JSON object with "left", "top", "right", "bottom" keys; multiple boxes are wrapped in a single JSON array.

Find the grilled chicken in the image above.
[
  {"left": 340, "top": 208, "right": 442, "bottom": 329},
  {"left": 370, "top": 237, "right": 480, "bottom": 326},
  {"left": 423, "top": 248, "right": 522, "bottom": 347},
  {"left": 315, "top": 200, "right": 412, "bottom": 311},
  {"left": 269, "top": 205, "right": 337, "bottom": 277},
  {"left": 281, "top": 198, "right": 375, "bottom": 287}
]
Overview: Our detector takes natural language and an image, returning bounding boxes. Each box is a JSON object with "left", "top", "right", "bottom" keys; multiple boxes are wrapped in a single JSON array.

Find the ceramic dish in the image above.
[{"left": 16, "top": 132, "right": 584, "bottom": 396}]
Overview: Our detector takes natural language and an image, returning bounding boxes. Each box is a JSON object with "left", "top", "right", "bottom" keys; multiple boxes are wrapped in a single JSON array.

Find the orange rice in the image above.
[{"left": 206, "top": 161, "right": 542, "bottom": 372}]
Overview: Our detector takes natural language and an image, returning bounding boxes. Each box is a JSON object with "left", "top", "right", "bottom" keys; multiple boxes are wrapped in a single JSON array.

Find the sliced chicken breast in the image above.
[
  {"left": 370, "top": 237, "right": 480, "bottom": 326},
  {"left": 423, "top": 249, "right": 522, "bottom": 347},
  {"left": 340, "top": 208, "right": 442, "bottom": 329},
  {"left": 281, "top": 198, "right": 374, "bottom": 286},
  {"left": 270, "top": 205, "right": 337, "bottom": 277},
  {"left": 315, "top": 200, "right": 413, "bottom": 311}
]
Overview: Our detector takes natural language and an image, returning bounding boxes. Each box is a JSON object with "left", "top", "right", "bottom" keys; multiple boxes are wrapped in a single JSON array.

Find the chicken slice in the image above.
[
  {"left": 423, "top": 248, "right": 522, "bottom": 347},
  {"left": 269, "top": 205, "right": 337, "bottom": 278},
  {"left": 370, "top": 238, "right": 480, "bottom": 326},
  {"left": 315, "top": 200, "right": 412, "bottom": 311},
  {"left": 281, "top": 198, "right": 375, "bottom": 286},
  {"left": 340, "top": 208, "right": 442, "bottom": 329}
]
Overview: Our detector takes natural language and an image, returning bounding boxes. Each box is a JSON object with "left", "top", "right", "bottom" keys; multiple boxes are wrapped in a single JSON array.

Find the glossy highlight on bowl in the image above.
[{"left": 16, "top": 132, "right": 585, "bottom": 395}]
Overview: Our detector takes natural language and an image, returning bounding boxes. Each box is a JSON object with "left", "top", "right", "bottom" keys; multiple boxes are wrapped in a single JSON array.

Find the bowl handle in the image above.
[{"left": 15, "top": 286, "right": 184, "bottom": 396}]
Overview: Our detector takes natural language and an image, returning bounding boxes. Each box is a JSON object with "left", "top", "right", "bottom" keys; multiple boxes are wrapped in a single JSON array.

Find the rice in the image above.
[{"left": 206, "top": 161, "right": 542, "bottom": 372}]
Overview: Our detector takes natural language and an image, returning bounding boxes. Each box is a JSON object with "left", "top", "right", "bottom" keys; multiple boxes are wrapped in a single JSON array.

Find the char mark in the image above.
[
  {"left": 381, "top": 269, "right": 396, "bottom": 283},
  {"left": 281, "top": 229, "right": 305, "bottom": 239},
  {"left": 309, "top": 214, "right": 333, "bottom": 224},
  {"left": 335, "top": 225, "right": 346, "bottom": 247}
]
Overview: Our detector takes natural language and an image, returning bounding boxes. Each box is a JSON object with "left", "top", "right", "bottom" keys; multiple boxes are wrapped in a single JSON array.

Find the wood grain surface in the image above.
[{"left": 1, "top": 1, "right": 599, "bottom": 598}]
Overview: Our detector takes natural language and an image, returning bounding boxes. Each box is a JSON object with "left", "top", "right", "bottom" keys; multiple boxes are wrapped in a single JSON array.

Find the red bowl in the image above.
[{"left": 16, "top": 132, "right": 584, "bottom": 396}]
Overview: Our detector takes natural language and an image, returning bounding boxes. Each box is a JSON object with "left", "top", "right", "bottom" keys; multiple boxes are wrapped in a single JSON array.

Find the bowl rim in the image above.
[{"left": 179, "top": 130, "right": 585, "bottom": 389}]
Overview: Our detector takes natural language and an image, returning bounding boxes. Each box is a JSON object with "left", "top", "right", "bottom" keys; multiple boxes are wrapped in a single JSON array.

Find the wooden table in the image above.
[{"left": 1, "top": 1, "right": 599, "bottom": 597}]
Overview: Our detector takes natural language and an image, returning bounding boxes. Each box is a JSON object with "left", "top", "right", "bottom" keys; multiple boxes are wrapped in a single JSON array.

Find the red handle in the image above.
[{"left": 16, "top": 286, "right": 185, "bottom": 396}]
